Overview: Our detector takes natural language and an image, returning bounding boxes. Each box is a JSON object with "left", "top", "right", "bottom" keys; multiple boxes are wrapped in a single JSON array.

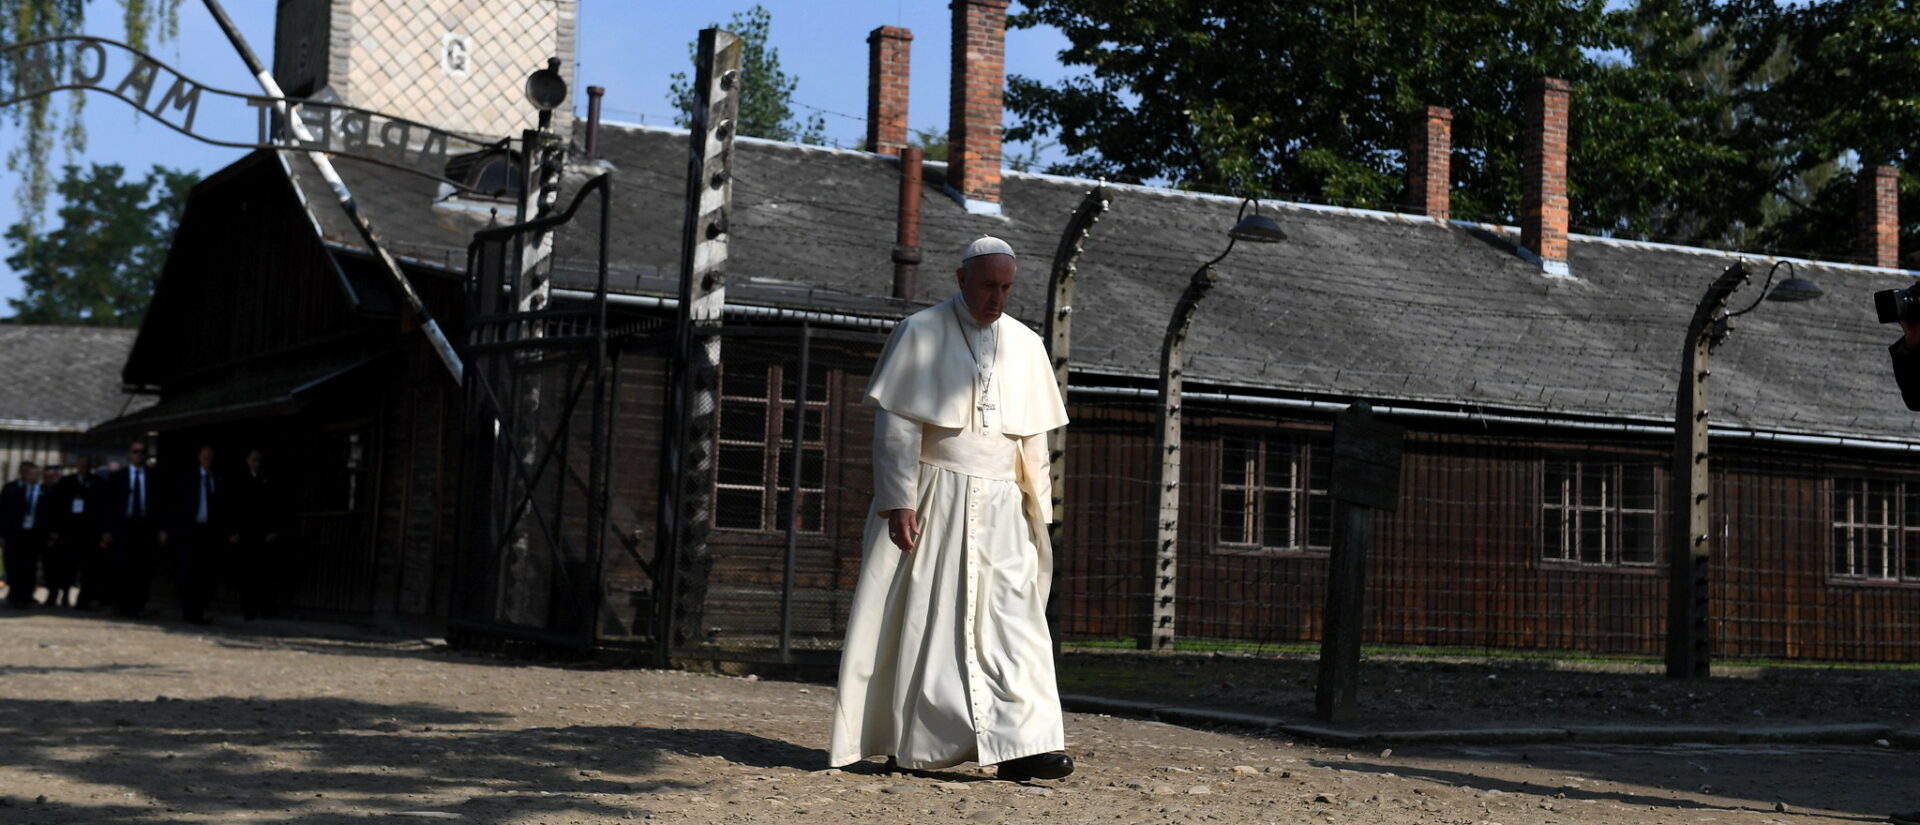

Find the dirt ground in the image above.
[{"left": 3, "top": 611, "right": 1918, "bottom": 825}]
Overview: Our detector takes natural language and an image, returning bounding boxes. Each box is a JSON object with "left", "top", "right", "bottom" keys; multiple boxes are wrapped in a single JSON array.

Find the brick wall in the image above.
[
  {"left": 866, "top": 26, "right": 912, "bottom": 155},
  {"left": 949, "top": 0, "right": 1008, "bottom": 208},
  {"left": 275, "top": 0, "right": 577, "bottom": 140},
  {"left": 1521, "top": 78, "right": 1570, "bottom": 270}
]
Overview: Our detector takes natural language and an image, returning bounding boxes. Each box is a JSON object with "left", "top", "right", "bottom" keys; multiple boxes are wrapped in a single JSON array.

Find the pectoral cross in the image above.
[{"left": 976, "top": 371, "right": 996, "bottom": 428}]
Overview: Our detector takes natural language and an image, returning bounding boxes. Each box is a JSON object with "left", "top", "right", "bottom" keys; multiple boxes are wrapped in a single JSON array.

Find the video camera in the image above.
[{"left": 1876, "top": 284, "right": 1920, "bottom": 324}]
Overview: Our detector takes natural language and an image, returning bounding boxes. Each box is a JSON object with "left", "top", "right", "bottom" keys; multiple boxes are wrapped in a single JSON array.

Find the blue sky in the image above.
[{"left": 0, "top": 0, "right": 1077, "bottom": 309}]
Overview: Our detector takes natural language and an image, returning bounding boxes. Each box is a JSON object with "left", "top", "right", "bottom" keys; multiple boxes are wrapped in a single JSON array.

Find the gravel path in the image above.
[{"left": 3, "top": 612, "right": 1915, "bottom": 824}]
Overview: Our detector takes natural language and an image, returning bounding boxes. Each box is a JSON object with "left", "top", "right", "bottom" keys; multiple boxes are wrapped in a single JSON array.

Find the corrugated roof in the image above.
[
  {"left": 285, "top": 122, "right": 1920, "bottom": 442},
  {"left": 0, "top": 324, "right": 152, "bottom": 431}
]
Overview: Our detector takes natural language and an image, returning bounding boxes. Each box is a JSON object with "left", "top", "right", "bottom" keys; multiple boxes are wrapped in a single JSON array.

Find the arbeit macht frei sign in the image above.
[{"left": 1, "top": 35, "right": 501, "bottom": 192}]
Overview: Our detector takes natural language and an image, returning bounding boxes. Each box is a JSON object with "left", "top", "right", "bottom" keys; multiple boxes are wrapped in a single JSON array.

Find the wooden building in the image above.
[
  {"left": 0, "top": 324, "right": 149, "bottom": 473},
  {"left": 108, "top": 3, "right": 1920, "bottom": 661}
]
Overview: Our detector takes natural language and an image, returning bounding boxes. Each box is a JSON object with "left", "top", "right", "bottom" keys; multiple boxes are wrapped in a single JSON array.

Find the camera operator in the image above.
[
  {"left": 1885, "top": 313, "right": 1920, "bottom": 825},
  {"left": 1891, "top": 317, "right": 1920, "bottom": 411}
]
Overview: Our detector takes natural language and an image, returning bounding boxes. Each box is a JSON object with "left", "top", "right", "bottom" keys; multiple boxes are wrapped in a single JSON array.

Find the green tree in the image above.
[
  {"left": 3, "top": 162, "right": 196, "bottom": 326},
  {"left": 1, "top": 0, "right": 180, "bottom": 237},
  {"left": 1006, "top": 0, "right": 1615, "bottom": 223},
  {"left": 1002, "top": 0, "right": 1897, "bottom": 252},
  {"left": 908, "top": 127, "right": 949, "bottom": 163},
  {"left": 1715, "top": 0, "right": 1920, "bottom": 262},
  {"left": 667, "top": 4, "right": 827, "bottom": 145},
  {"left": 904, "top": 128, "right": 1047, "bottom": 172}
]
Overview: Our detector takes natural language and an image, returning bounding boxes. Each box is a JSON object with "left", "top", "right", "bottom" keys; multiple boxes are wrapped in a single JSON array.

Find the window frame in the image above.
[
  {"left": 1212, "top": 428, "right": 1334, "bottom": 557},
  {"left": 1538, "top": 455, "right": 1662, "bottom": 570},
  {"left": 711, "top": 361, "right": 833, "bottom": 536},
  {"left": 1828, "top": 476, "right": 1920, "bottom": 585}
]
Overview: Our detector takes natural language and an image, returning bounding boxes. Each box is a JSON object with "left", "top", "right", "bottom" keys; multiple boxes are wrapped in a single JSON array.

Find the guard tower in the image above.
[{"left": 271, "top": 0, "right": 577, "bottom": 139}]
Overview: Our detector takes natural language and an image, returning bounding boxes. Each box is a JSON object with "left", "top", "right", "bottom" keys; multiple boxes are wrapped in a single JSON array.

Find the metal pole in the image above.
[
  {"left": 780, "top": 324, "right": 812, "bottom": 662},
  {"left": 655, "top": 28, "right": 742, "bottom": 664},
  {"left": 1147, "top": 257, "right": 1224, "bottom": 651},
  {"left": 199, "top": 0, "right": 463, "bottom": 383},
  {"left": 892, "top": 148, "right": 924, "bottom": 299},
  {"left": 1666, "top": 261, "right": 1750, "bottom": 679},
  {"left": 585, "top": 85, "right": 606, "bottom": 158},
  {"left": 585, "top": 176, "right": 613, "bottom": 649},
  {"left": 1044, "top": 184, "right": 1112, "bottom": 648}
]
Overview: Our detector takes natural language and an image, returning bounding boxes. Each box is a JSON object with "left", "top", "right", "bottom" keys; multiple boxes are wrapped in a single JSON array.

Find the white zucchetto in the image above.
[{"left": 961, "top": 236, "right": 1016, "bottom": 261}]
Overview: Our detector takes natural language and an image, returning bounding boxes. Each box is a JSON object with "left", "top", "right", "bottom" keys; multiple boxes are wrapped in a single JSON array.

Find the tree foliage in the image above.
[
  {"left": 0, "top": 0, "right": 180, "bottom": 237},
  {"left": 1007, "top": 0, "right": 1917, "bottom": 261},
  {"left": 905, "top": 127, "right": 1047, "bottom": 172},
  {"left": 1715, "top": 0, "right": 1920, "bottom": 259},
  {"left": 668, "top": 4, "right": 827, "bottom": 145},
  {"left": 3, "top": 162, "right": 196, "bottom": 326}
]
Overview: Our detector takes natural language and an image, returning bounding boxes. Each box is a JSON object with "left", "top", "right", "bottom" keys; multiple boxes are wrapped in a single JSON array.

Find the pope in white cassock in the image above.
[{"left": 828, "top": 236, "right": 1075, "bottom": 782}]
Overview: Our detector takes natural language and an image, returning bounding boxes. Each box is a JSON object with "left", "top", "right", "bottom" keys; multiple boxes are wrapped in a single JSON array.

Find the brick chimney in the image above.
[
  {"left": 1521, "top": 78, "right": 1571, "bottom": 277},
  {"left": 1857, "top": 165, "right": 1900, "bottom": 269},
  {"left": 948, "top": 0, "right": 1008, "bottom": 215},
  {"left": 1407, "top": 106, "right": 1452, "bottom": 222},
  {"left": 866, "top": 26, "right": 912, "bottom": 155}
]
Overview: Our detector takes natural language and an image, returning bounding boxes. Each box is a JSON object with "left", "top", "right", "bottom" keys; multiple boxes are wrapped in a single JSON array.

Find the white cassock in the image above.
[{"left": 829, "top": 292, "right": 1070, "bottom": 770}]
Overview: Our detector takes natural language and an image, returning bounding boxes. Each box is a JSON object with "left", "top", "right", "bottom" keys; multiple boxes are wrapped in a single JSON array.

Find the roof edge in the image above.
[
  {"left": 547, "top": 285, "right": 1920, "bottom": 447},
  {"left": 0, "top": 418, "right": 89, "bottom": 433},
  {"left": 595, "top": 120, "right": 1920, "bottom": 280}
]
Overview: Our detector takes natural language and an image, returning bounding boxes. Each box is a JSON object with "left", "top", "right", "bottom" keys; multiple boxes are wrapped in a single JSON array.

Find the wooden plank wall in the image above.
[
  {"left": 1712, "top": 456, "right": 1920, "bottom": 662},
  {"left": 600, "top": 353, "right": 668, "bottom": 639},
  {"left": 132, "top": 160, "right": 362, "bottom": 387},
  {"left": 0, "top": 431, "right": 65, "bottom": 479},
  {"left": 565, "top": 330, "right": 1920, "bottom": 662},
  {"left": 1046, "top": 418, "right": 1920, "bottom": 662}
]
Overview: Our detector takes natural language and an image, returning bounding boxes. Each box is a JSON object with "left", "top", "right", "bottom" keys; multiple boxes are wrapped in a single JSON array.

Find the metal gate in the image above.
[
  {"left": 656, "top": 324, "right": 890, "bottom": 666},
  {"left": 448, "top": 174, "right": 623, "bottom": 652}
]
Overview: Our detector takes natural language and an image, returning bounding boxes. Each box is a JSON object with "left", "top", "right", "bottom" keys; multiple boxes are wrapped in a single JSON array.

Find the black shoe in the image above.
[
  {"left": 1889, "top": 811, "right": 1920, "bottom": 825},
  {"left": 996, "top": 752, "right": 1073, "bottom": 782},
  {"left": 882, "top": 757, "right": 926, "bottom": 777}
]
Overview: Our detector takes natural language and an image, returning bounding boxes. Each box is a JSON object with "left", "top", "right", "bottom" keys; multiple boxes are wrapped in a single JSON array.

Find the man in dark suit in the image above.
[
  {"left": 102, "top": 442, "right": 162, "bottom": 618},
  {"left": 0, "top": 461, "right": 52, "bottom": 608},
  {"left": 52, "top": 456, "right": 105, "bottom": 609},
  {"left": 170, "top": 444, "right": 235, "bottom": 624},
  {"left": 234, "top": 448, "right": 289, "bottom": 620},
  {"left": 36, "top": 464, "right": 70, "bottom": 607}
]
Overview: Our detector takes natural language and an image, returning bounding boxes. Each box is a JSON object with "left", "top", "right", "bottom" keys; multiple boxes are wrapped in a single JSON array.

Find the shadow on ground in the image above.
[
  {"left": 0, "top": 695, "right": 825, "bottom": 824},
  {"left": 1315, "top": 743, "right": 1911, "bottom": 822}
]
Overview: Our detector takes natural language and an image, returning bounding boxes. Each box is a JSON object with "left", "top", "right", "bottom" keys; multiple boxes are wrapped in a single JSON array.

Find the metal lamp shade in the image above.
[
  {"left": 1765, "top": 276, "right": 1824, "bottom": 303},
  {"left": 1228, "top": 213, "right": 1288, "bottom": 243},
  {"left": 525, "top": 60, "right": 569, "bottom": 112}
]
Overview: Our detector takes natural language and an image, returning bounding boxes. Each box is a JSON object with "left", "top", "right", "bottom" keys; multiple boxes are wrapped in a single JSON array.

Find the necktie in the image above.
[
  {"left": 24, "top": 484, "right": 36, "bottom": 530},
  {"left": 133, "top": 470, "right": 144, "bottom": 518}
]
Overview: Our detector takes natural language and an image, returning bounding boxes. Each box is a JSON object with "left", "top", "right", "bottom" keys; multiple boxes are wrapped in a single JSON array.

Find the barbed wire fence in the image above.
[{"left": 634, "top": 327, "right": 1920, "bottom": 665}]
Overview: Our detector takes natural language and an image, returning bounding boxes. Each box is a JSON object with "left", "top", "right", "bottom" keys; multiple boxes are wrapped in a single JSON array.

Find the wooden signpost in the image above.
[{"left": 1316, "top": 401, "right": 1404, "bottom": 723}]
